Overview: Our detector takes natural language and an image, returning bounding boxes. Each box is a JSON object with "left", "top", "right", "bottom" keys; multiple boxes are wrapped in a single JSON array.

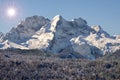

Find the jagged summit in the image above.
[
  {"left": 52, "top": 15, "right": 63, "bottom": 20},
  {"left": 91, "top": 25, "right": 110, "bottom": 38},
  {"left": 72, "top": 17, "right": 87, "bottom": 26},
  {"left": 0, "top": 15, "right": 120, "bottom": 59}
]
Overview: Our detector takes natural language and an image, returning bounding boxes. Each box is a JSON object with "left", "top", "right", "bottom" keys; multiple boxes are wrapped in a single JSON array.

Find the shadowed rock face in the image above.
[
  {"left": 0, "top": 15, "right": 120, "bottom": 59},
  {"left": 4, "top": 15, "right": 50, "bottom": 43}
]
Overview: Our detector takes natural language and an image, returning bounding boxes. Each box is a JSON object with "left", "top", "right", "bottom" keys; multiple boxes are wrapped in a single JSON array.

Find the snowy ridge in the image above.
[{"left": 0, "top": 15, "right": 120, "bottom": 59}]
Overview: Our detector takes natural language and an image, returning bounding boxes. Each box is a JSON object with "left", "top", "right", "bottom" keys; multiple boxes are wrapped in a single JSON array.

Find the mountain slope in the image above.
[
  {"left": 3, "top": 15, "right": 50, "bottom": 43},
  {"left": 0, "top": 15, "right": 120, "bottom": 59},
  {"left": 101, "top": 49, "right": 120, "bottom": 61}
]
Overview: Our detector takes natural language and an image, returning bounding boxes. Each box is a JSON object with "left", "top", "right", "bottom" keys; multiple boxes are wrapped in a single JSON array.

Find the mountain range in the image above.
[{"left": 0, "top": 15, "right": 120, "bottom": 59}]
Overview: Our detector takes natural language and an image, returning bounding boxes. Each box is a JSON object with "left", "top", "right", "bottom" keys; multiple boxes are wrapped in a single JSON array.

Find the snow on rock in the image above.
[
  {"left": 91, "top": 25, "right": 102, "bottom": 32},
  {"left": 25, "top": 15, "right": 105, "bottom": 59},
  {"left": 0, "top": 15, "right": 120, "bottom": 59},
  {"left": 0, "top": 40, "right": 28, "bottom": 49},
  {"left": 4, "top": 15, "right": 50, "bottom": 43},
  {"left": 27, "top": 31, "right": 54, "bottom": 50},
  {"left": 91, "top": 25, "right": 110, "bottom": 38},
  {"left": 85, "top": 30, "right": 120, "bottom": 55},
  {"left": 115, "top": 35, "right": 120, "bottom": 40},
  {"left": 70, "top": 36, "right": 94, "bottom": 59},
  {"left": 26, "top": 15, "right": 93, "bottom": 54}
]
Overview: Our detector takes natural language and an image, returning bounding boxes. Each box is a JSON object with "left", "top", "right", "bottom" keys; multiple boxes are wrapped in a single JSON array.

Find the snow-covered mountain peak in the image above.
[
  {"left": 52, "top": 15, "right": 63, "bottom": 20},
  {"left": 20, "top": 15, "right": 50, "bottom": 31},
  {"left": 1, "top": 15, "right": 120, "bottom": 59},
  {"left": 4, "top": 15, "right": 50, "bottom": 43},
  {"left": 50, "top": 15, "right": 67, "bottom": 32},
  {"left": 51, "top": 15, "right": 65, "bottom": 24},
  {"left": 50, "top": 15, "right": 92, "bottom": 35}
]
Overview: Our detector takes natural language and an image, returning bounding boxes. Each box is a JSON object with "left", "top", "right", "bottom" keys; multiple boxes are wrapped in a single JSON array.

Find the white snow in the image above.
[
  {"left": 0, "top": 15, "right": 120, "bottom": 59},
  {"left": 1, "top": 40, "right": 28, "bottom": 49}
]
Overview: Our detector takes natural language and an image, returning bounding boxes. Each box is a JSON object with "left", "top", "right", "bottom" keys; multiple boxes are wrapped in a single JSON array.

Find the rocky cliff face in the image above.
[
  {"left": 0, "top": 15, "right": 120, "bottom": 59},
  {"left": 4, "top": 15, "right": 50, "bottom": 43}
]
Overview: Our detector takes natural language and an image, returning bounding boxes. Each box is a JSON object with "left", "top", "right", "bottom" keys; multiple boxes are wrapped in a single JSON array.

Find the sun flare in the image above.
[{"left": 7, "top": 8, "right": 16, "bottom": 17}]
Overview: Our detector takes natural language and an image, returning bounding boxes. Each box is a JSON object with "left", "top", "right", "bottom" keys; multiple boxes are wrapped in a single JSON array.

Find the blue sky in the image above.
[{"left": 0, "top": 0, "right": 120, "bottom": 35}]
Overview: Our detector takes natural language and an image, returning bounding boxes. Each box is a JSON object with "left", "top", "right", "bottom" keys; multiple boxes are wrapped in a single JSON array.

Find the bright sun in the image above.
[{"left": 7, "top": 8, "right": 16, "bottom": 17}]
